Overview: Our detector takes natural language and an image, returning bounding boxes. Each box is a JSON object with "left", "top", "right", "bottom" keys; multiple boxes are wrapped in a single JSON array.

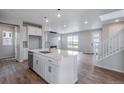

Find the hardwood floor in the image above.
[
  {"left": 78, "top": 54, "right": 124, "bottom": 84},
  {"left": 0, "top": 54, "right": 124, "bottom": 84},
  {"left": 0, "top": 58, "right": 45, "bottom": 84}
]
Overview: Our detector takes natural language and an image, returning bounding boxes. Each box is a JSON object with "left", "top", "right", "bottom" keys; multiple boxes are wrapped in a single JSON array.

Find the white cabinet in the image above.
[
  {"left": 33, "top": 53, "right": 57, "bottom": 83},
  {"left": 45, "top": 62, "right": 57, "bottom": 83},
  {"left": 22, "top": 26, "right": 28, "bottom": 41},
  {"left": 28, "top": 26, "right": 42, "bottom": 36},
  {"left": 39, "top": 56, "right": 45, "bottom": 79},
  {"left": 23, "top": 48, "right": 28, "bottom": 60},
  {"left": 32, "top": 51, "right": 78, "bottom": 84},
  {"left": 33, "top": 54, "right": 41, "bottom": 75}
]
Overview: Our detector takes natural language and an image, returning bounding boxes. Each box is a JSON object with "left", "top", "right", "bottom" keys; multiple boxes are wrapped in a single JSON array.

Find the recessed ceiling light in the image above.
[
  {"left": 46, "top": 19, "right": 48, "bottom": 23},
  {"left": 44, "top": 16, "right": 48, "bottom": 23},
  {"left": 115, "top": 19, "right": 119, "bottom": 22},
  {"left": 57, "top": 14, "right": 61, "bottom": 18},
  {"left": 57, "top": 9, "right": 62, "bottom": 18},
  {"left": 64, "top": 25, "right": 66, "bottom": 27},
  {"left": 84, "top": 20, "right": 88, "bottom": 24}
]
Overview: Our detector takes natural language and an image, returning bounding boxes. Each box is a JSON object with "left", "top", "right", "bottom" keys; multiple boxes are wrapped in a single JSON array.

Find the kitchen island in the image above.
[{"left": 28, "top": 49, "right": 80, "bottom": 84}]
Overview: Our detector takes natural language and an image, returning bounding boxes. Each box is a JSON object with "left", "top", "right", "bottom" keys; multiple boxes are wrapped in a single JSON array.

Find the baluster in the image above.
[
  {"left": 105, "top": 41, "right": 107, "bottom": 57},
  {"left": 112, "top": 36, "right": 114, "bottom": 53},
  {"left": 103, "top": 42, "right": 105, "bottom": 58},
  {"left": 118, "top": 33, "right": 121, "bottom": 50},
  {"left": 123, "top": 31, "right": 124, "bottom": 48},
  {"left": 98, "top": 44, "right": 101, "bottom": 60},
  {"left": 117, "top": 33, "right": 119, "bottom": 50}
]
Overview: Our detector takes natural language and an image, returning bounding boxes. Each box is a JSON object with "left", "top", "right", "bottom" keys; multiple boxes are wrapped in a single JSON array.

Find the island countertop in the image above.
[
  {"left": 29, "top": 48, "right": 79, "bottom": 83},
  {"left": 29, "top": 48, "right": 81, "bottom": 61}
]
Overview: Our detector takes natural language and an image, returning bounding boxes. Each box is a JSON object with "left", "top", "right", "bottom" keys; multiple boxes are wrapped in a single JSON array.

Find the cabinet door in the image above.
[
  {"left": 33, "top": 55, "right": 38, "bottom": 73},
  {"left": 45, "top": 62, "right": 56, "bottom": 83},
  {"left": 36, "top": 27, "right": 42, "bottom": 36},
  {"left": 38, "top": 56, "right": 45, "bottom": 78},
  {"left": 28, "top": 26, "right": 42, "bottom": 36},
  {"left": 28, "top": 26, "right": 35, "bottom": 35}
]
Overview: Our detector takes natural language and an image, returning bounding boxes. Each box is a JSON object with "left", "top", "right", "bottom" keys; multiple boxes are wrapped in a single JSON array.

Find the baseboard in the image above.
[
  {"left": 0, "top": 57, "right": 15, "bottom": 60},
  {"left": 95, "top": 64, "right": 124, "bottom": 74}
]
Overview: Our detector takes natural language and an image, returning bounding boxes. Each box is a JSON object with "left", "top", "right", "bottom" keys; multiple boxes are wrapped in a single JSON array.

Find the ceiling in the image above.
[{"left": 0, "top": 9, "right": 119, "bottom": 33}]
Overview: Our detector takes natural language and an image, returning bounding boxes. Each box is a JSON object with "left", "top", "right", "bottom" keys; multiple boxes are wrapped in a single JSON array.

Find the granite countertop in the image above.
[{"left": 29, "top": 48, "right": 81, "bottom": 61}]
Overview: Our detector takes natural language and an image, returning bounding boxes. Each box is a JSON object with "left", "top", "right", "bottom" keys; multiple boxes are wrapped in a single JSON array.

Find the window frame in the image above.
[{"left": 67, "top": 35, "right": 79, "bottom": 49}]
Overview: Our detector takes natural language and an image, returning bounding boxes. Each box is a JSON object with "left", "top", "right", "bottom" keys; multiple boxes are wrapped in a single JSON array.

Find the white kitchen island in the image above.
[{"left": 29, "top": 49, "right": 80, "bottom": 84}]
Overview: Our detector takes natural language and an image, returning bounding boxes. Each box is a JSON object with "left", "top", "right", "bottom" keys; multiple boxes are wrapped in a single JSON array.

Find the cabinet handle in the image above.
[
  {"left": 48, "top": 66, "right": 52, "bottom": 72},
  {"left": 36, "top": 60, "right": 38, "bottom": 64},
  {"left": 48, "top": 60, "right": 52, "bottom": 62}
]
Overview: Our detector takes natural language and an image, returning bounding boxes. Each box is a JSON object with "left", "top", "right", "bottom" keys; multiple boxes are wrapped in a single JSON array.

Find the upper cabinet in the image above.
[{"left": 28, "top": 26, "right": 42, "bottom": 36}]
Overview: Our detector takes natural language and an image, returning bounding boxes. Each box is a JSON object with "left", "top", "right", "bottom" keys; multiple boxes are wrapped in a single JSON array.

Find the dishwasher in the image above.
[{"left": 28, "top": 51, "right": 33, "bottom": 70}]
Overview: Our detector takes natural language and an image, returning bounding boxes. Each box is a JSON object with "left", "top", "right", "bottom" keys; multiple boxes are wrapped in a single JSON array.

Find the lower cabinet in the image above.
[
  {"left": 33, "top": 54, "right": 41, "bottom": 75},
  {"left": 33, "top": 53, "right": 57, "bottom": 83},
  {"left": 39, "top": 56, "right": 45, "bottom": 79},
  {"left": 32, "top": 53, "right": 78, "bottom": 84},
  {"left": 45, "top": 62, "right": 57, "bottom": 83}
]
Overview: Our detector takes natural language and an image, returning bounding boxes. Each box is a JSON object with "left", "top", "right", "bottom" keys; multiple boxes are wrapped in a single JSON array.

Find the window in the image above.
[
  {"left": 93, "top": 33, "right": 100, "bottom": 53},
  {"left": 2, "top": 31, "right": 13, "bottom": 46},
  {"left": 67, "top": 35, "right": 78, "bottom": 48}
]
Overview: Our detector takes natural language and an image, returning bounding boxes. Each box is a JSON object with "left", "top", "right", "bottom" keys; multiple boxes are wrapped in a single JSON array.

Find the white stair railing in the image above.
[{"left": 96, "top": 30, "right": 124, "bottom": 61}]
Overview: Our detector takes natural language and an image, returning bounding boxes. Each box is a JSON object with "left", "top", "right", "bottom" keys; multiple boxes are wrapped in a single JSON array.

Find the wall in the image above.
[
  {"left": 102, "top": 21, "right": 124, "bottom": 41},
  {"left": 98, "top": 21, "right": 124, "bottom": 73},
  {"left": 61, "top": 29, "right": 101, "bottom": 53},
  {"left": 96, "top": 50, "right": 124, "bottom": 73}
]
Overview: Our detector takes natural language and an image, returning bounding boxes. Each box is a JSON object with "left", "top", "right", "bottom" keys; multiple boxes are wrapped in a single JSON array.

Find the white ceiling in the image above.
[{"left": 0, "top": 9, "right": 119, "bottom": 33}]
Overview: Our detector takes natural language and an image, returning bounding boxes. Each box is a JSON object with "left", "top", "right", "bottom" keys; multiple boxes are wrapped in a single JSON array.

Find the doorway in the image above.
[{"left": 0, "top": 23, "right": 17, "bottom": 59}]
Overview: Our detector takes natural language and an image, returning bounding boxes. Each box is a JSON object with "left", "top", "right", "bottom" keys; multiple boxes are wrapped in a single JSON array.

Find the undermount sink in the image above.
[{"left": 39, "top": 51, "right": 51, "bottom": 54}]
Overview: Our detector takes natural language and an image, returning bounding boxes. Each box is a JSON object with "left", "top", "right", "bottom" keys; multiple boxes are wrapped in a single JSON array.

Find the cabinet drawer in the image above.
[{"left": 46, "top": 57, "right": 57, "bottom": 64}]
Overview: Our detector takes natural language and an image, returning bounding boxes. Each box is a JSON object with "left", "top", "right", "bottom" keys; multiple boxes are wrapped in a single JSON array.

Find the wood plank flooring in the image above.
[
  {"left": 0, "top": 54, "right": 124, "bottom": 84},
  {"left": 0, "top": 58, "right": 45, "bottom": 84},
  {"left": 78, "top": 54, "right": 124, "bottom": 84}
]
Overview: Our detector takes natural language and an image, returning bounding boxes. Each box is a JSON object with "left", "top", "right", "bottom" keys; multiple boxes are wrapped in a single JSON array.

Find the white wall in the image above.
[
  {"left": 61, "top": 29, "right": 102, "bottom": 53},
  {"left": 96, "top": 50, "right": 124, "bottom": 73},
  {"left": 102, "top": 21, "right": 124, "bottom": 41},
  {"left": 97, "top": 21, "right": 124, "bottom": 73}
]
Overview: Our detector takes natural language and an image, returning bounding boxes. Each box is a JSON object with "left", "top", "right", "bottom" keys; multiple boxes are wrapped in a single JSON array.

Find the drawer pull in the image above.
[
  {"left": 36, "top": 60, "right": 38, "bottom": 64},
  {"left": 48, "top": 60, "right": 52, "bottom": 62},
  {"left": 48, "top": 66, "right": 52, "bottom": 72}
]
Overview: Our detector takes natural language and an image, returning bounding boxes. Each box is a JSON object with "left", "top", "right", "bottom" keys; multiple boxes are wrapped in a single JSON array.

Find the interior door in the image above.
[{"left": 0, "top": 24, "right": 15, "bottom": 59}]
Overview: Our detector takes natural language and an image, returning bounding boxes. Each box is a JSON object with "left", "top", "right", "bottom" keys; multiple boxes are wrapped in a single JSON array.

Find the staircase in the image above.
[{"left": 96, "top": 30, "right": 124, "bottom": 61}]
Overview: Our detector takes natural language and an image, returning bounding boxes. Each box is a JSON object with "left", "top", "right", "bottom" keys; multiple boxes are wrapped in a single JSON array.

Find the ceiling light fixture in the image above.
[
  {"left": 57, "top": 14, "right": 61, "bottom": 18},
  {"left": 44, "top": 16, "right": 49, "bottom": 23},
  {"left": 64, "top": 25, "right": 66, "bottom": 27},
  {"left": 84, "top": 17, "right": 88, "bottom": 25},
  {"left": 115, "top": 19, "right": 119, "bottom": 22},
  {"left": 84, "top": 17, "right": 88, "bottom": 24},
  {"left": 84, "top": 20, "right": 88, "bottom": 24},
  {"left": 46, "top": 19, "right": 49, "bottom": 23},
  {"left": 57, "top": 9, "right": 62, "bottom": 18}
]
